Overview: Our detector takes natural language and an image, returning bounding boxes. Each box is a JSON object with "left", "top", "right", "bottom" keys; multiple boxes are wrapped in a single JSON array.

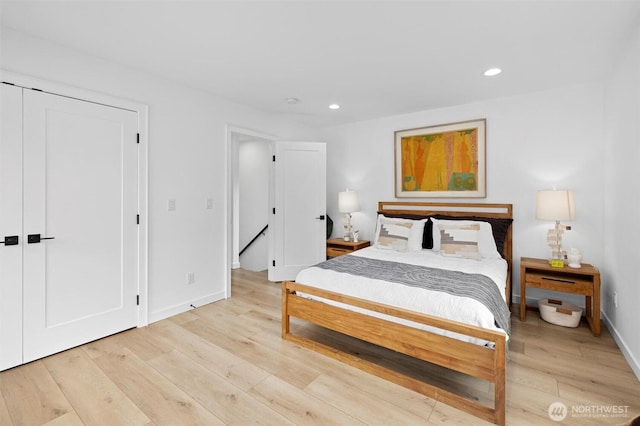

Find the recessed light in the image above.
[
  {"left": 483, "top": 68, "right": 502, "bottom": 77},
  {"left": 284, "top": 97, "right": 299, "bottom": 104},
  {"left": 329, "top": 104, "right": 340, "bottom": 110}
]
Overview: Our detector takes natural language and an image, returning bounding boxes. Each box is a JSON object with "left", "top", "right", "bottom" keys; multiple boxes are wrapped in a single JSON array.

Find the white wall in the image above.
[
  {"left": 0, "top": 28, "right": 321, "bottom": 322},
  {"left": 238, "top": 139, "right": 270, "bottom": 271},
  {"left": 603, "top": 18, "right": 640, "bottom": 378},
  {"left": 324, "top": 83, "right": 605, "bottom": 309}
]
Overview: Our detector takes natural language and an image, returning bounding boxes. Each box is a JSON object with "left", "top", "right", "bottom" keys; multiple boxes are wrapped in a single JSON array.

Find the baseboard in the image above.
[
  {"left": 601, "top": 311, "right": 640, "bottom": 381},
  {"left": 516, "top": 295, "right": 640, "bottom": 381},
  {"left": 147, "top": 290, "right": 226, "bottom": 324},
  {"left": 232, "top": 262, "right": 241, "bottom": 269}
]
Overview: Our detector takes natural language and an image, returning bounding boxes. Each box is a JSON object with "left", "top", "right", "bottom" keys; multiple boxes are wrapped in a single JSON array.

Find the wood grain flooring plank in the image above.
[
  {"left": 149, "top": 319, "right": 271, "bottom": 391},
  {"left": 42, "top": 411, "right": 86, "bottom": 426},
  {"left": 505, "top": 381, "right": 567, "bottom": 425},
  {"left": 506, "top": 362, "right": 559, "bottom": 395},
  {"left": 557, "top": 375, "right": 640, "bottom": 412},
  {"left": 428, "top": 400, "right": 495, "bottom": 425},
  {"left": 519, "top": 344, "right": 635, "bottom": 384},
  {"left": 93, "top": 346, "right": 224, "bottom": 425},
  {"left": 182, "top": 316, "right": 323, "bottom": 389},
  {"left": 192, "top": 301, "right": 265, "bottom": 338},
  {"left": 167, "top": 309, "right": 200, "bottom": 325},
  {"left": 148, "top": 349, "right": 294, "bottom": 425},
  {"left": 305, "top": 372, "right": 432, "bottom": 425},
  {"left": 0, "top": 390, "right": 13, "bottom": 426},
  {"left": 42, "top": 347, "right": 151, "bottom": 426},
  {"left": 250, "top": 374, "right": 366, "bottom": 425},
  {"left": 111, "top": 326, "right": 174, "bottom": 361},
  {"left": 0, "top": 360, "right": 73, "bottom": 425}
]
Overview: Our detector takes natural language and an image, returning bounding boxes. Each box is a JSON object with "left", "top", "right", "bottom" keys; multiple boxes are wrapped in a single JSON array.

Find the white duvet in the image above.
[{"left": 295, "top": 246, "right": 509, "bottom": 345}]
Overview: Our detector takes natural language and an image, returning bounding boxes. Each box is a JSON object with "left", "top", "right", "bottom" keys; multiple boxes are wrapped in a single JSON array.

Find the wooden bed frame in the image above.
[{"left": 282, "top": 202, "right": 513, "bottom": 425}]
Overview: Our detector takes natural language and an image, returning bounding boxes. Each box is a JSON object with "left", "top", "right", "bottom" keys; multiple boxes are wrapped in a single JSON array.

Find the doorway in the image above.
[
  {"left": 237, "top": 137, "right": 271, "bottom": 272},
  {"left": 226, "top": 126, "right": 276, "bottom": 295},
  {"left": 225, "top": 128, "right": 327, "bottom": 294}
]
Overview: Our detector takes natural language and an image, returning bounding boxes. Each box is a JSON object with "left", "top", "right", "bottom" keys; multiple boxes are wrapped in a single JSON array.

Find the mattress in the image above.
[{"left": 295, "top": 246, "right": 509, "bottom": 345}]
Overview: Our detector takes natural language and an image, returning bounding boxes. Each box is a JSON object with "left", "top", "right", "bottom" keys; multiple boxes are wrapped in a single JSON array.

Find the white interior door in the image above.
[
  {"left": 0, "top": 83, "right": 24, "bottom": 370},
  {"left": 269, "top": 141, "right": 326, "bottom": 282},
  {"left": 21, "top": 89, "right": 139, "bottom": 363}
]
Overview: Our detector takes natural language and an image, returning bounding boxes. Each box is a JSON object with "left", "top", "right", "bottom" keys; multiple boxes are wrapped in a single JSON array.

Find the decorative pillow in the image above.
[
  {"left": 431, "top": 214, "right": 512, "bottom": 257},
  {"left": 375, "top": 217, "right": 414, "bottom": 251},
  {"left": 375, "top": 215, "right": 426, "bottom": 251},
  {"left": 432, "top": 218, "right": 501, "bottom": 259},
  {"left": 377, "top": 211, "right": 434, "bottom": 250},
  {"left": 439, "top": 223, "right": 481, "bottom": 260}
]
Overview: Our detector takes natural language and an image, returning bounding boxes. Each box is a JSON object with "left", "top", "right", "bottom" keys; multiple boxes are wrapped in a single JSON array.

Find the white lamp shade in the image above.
[
  {"left": 536, "top": 190, "right": 576, "bottom": 221},
  {"left": 338, "top": 190, "right": 360, "bottom": 213}
]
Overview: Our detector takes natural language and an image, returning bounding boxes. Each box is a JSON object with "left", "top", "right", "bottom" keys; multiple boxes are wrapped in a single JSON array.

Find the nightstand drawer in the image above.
[
  {"left": 525, "top": 272, "right": 594, "bottom": 294},
  {"left": 326, "top": 247, "right": 352, "bottom": 257}
]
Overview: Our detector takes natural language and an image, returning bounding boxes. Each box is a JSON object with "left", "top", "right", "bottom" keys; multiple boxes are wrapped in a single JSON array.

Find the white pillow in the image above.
[
  {"left": 375, "top": 215, "right": 427, "bottom": 251},
  {"left": 431, "top": 218, "right": 500, "bottom": 259}
]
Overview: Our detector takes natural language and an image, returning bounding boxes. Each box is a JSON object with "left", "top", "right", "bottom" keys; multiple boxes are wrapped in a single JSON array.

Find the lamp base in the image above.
[
  {"left": 343, "top": 213, "right": 352, "bottom": 242},
  {"left": 546, "top": 222, "right": 567, "bottom": 266}
]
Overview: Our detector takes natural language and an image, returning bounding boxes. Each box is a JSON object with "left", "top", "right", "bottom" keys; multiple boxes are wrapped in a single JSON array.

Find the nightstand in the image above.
[
  {"left": 520, "top": 257, "right": 601, "bottom": 336},
  {"left": 326, "top": 238, "right": 370, "bottom": 258}
]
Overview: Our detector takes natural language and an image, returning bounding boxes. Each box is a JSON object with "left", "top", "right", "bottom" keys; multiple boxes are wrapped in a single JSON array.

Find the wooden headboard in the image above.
[{"left": 378, "top": 201, "right": 514, "bottom": 305}]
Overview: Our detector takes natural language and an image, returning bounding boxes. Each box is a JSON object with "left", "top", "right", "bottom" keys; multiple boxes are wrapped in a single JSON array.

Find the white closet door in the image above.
[
  {"left": 22, "top": 90, "right": 139, "bottom": 363},
  {"left": 0, "top": 83, "right": 24, "bottom": 371}
]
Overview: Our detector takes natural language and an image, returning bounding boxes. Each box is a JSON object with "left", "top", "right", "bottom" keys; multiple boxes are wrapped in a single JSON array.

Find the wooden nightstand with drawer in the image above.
[
  {"left": 520, "top": 256, "right": 601, "bottom": 336},
  {"left": 326, "top": 238, "right": 370, "bottom": 258}
]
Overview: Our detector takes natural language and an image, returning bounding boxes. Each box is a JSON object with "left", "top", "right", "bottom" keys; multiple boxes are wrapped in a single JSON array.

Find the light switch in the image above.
[
  {"left": 167, "top": 199, "right": 176, "bottom": 211},
  {"left": 206, "top": 198, "right": 213, "bottom": 210}
]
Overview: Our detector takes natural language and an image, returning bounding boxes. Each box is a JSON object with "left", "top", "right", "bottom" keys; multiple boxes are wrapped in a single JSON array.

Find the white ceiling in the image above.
[{"left": 1, "top": 1, "right": 639, "bottom": 127}]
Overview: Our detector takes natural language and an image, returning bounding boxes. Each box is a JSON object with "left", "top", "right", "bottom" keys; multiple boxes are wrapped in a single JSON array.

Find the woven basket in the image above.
[{"left": 538, "top": 299, "right": 582, "bottom": 328}]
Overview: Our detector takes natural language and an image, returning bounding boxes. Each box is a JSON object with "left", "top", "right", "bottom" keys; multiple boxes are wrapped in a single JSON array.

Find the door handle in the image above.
[
  {"left": 0, "top": 235, "right": 19, "bottom": 246},
  {"left": 315, "top": 215, "right": 325, "bottom": 220},
  {"left": 27, "top": 234, "right": 55, "bottom": 244}
]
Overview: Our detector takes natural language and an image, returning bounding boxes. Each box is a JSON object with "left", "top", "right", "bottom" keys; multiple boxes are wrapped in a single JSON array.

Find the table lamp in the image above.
[
  {"left": 536, "top": 189, "right": 575, "bottom": 264},
  {"left": 338, "top": 189, "right": 360, "bottom": 241}
]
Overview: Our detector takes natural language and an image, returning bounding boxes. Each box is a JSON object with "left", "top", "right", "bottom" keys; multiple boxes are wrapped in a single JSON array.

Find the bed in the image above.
[{"left": 281, "top": 202, "right": 513, "bottom": 425}]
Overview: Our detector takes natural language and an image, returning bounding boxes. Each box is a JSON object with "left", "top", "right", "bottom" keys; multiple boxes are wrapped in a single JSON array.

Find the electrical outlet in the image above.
[
  {"left": 187, "top": 272, "right": 195, "bottom": 285},
  {"left": 613, "top": 291, "right": 618, "bottom": 308},
  {"left": 167, "top": 198, "right": 176, "bottom": 211},
  {"left": 206, "top": 198, "right": 213, "bottom": 210}
]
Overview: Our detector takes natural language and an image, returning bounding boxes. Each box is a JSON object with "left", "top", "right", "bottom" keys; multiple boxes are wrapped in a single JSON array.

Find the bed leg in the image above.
[
  {"left": 281, "top": 282, "right": 290, "bottom": 338},
  {"left": 495, "top": 336, "right": 507, "bottom": 426}
]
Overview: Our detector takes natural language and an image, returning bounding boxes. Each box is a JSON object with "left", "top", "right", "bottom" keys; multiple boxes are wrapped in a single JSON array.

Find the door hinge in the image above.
[
  {"left": 136, "top": 214, "right": 140, "bottom": 224},
  {"left": 136, "top": 295, "right": 140, "bottom": 306},
  {"left": 136, "top": 133, "right": 140, "bottom": 144},
  {"left": 272, "top": 155, "right": 276, "bottom": 162},
  {"left": 272, "top": 208, "right": 275, "bottom": 214},
  {"left": 272, "top": 260, "right": 275, "bottom": 267}
]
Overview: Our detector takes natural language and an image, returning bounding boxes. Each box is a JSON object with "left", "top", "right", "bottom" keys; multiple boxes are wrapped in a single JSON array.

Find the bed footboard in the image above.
[{"left": 282, "top": 281, "right": 506, "bottom": 426}]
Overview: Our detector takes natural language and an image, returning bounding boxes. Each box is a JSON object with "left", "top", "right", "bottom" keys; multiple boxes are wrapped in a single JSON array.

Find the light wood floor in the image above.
[{"left": 1, "top": 269, "right": 639, "bottom": 425}]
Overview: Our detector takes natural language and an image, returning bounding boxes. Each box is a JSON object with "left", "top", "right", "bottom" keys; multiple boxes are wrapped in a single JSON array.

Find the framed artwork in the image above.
[{"left": 394, "top": 119, "right": 486, "bottom": 198}]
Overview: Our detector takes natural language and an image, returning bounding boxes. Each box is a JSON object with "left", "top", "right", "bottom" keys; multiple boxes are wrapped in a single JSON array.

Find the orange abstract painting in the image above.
[{"left": 395, "top": 119, "right": 485, "bottom": 198}]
